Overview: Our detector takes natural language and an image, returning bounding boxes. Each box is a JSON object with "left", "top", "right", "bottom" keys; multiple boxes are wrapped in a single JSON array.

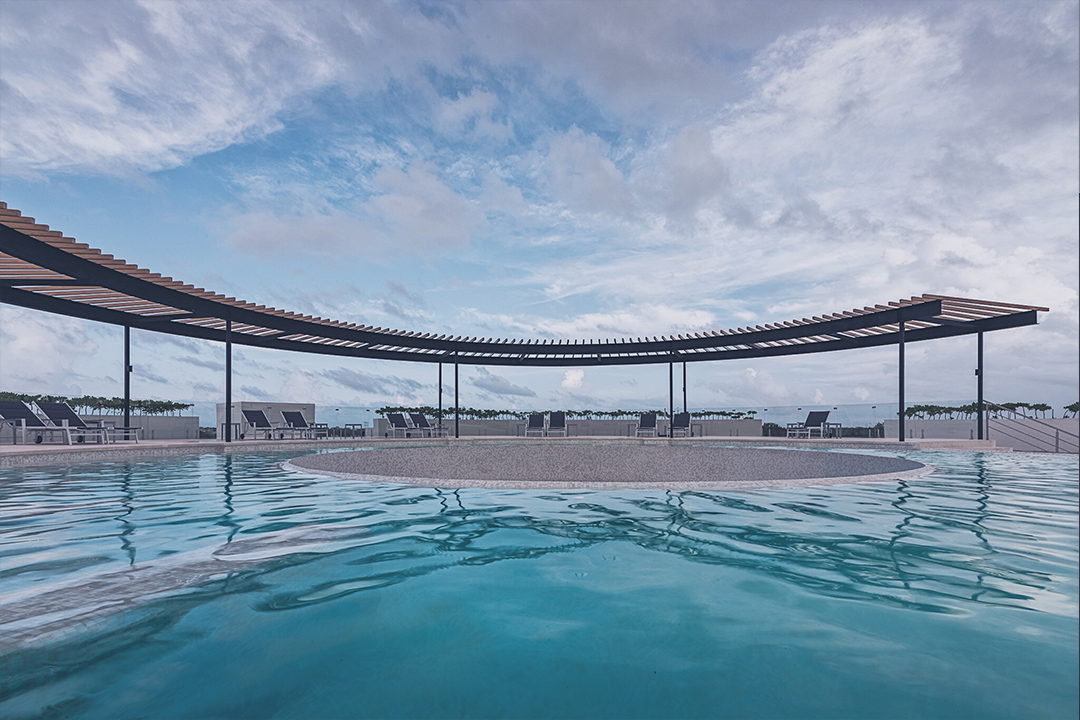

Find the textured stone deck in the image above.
[{"left": 286, "top": 442, "right": 931, "bottom": 489}]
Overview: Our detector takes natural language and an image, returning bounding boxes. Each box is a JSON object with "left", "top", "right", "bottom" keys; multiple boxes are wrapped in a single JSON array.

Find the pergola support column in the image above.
[
  {"left": 438, "top": 362, "right": 443, "bottom": 431},
  {"left": 224, "top": 319, "right": 232, "bottom": 443},
  {"left": 669, "top": 360, "right": 674, "bottom": 438},
  {"left": 123, "top": 325, "right": 131, "bottom": 433},
  {"left": 898, "top": 319, "right": 906, "bottom": 442},
  {"left": 977, "top": 331, "right": 984, "bottom": 440},
  {"left": 454, "top": 358, "right": 459, "bottom": 439},
  {"left": 682, "top": 361, "right": 687, "bottom": 414}
]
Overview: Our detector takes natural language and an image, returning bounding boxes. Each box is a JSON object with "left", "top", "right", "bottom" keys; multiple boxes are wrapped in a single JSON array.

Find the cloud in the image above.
[
  {"left": 0, "top": 307, "right": 100, "bottom": 393},
  {"left": 176, "top": 355, "right": 226, "bottom": 372},
  {"left": 544, "top": 127, "right": 633, "bottom": 217},
  {"left": 321, "top": 367, "right": 424, "bottom": 395},
  {"left": 433, "top": 89, "right": 513, "bottom": 141},
  {"left": 226, "top": 162, "right": 485, "bottom": 256},
  {"left": 0, "top": 1, "right": 338, "bottom": 174},
  {"left": 369, "top": 163, "right": 486, "bottom": 248},
  {"left": 240, "top": 384, "right": 273, "bottom": 400},
  {"left": 561, "top": 369, "right": 584, "bottom": 389},
  {"left": 471, "top": 367, "right": 536, "bottom": 397}
]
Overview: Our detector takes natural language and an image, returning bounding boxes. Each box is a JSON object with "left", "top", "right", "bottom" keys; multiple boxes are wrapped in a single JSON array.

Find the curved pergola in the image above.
[
  {"left": 0, "top": 202, "right": 1046, "bottom": 365},
  {"left": 0, "top": 201, "right": 1048, "bottom": 439}
]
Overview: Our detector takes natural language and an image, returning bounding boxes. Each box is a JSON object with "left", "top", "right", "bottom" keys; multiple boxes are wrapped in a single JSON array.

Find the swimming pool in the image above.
[{"left": 1, "top": 448, "right": 1076, "bottom": 719}]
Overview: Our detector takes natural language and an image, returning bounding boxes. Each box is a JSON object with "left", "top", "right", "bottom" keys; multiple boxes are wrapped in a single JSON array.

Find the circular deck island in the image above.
[{"left": 286, "top": 442, "right": 930, "bottom": 489}]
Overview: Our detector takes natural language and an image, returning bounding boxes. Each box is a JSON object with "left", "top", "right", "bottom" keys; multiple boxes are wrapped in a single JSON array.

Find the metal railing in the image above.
[{"left": 986, "top": 402, "right": 1079, "bottom": 454}]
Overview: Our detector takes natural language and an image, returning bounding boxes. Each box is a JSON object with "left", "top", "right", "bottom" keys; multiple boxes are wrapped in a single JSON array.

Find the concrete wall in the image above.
[
  {"left": 370, "top": 417, "right": 762, "bottom": 438},
  {"left": 82, "top": 415, "right": 200, "bottom": 440},
  {"left": 885, "top": 417, "right": 1079, "bottom": 453}
]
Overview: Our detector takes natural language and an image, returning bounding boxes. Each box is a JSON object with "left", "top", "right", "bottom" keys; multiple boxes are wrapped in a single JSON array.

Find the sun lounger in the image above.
[
  {"left": 525, "top": 413, "right": 546, "bottom": 437},
  {"left": 547, "top": 411, "right": 567, "bottom": 437},
  {"left": 786, "top": 411, "right": 841, "bottom": 438},
  {"left": 36, "top": 402, "right": 112, "bottom": 444},
  {"left": 671, "top": 412, "right": 692, "bottom": 437},
  {"left": 241, "top": 409, "right": 279, "bottom": 440},
  {"left": 281, "top": 411, "right": 314, "bottom": 439},
  {"left": 386, "top": 412, "right": 417, "bottom": 438},
  {"left": 636, "top": 412, "right": 657, "bottom": 437},
  {"left": 0, "top": 400, "right": 74, "bottom": 445},
  {"left": 409, "top": 413, "right": 446, "bottom": 438}
]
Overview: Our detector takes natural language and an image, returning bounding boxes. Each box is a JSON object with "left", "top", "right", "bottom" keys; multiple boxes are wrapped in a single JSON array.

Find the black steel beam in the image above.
[
  {"left": 0, "top": 283, "right": 1040, "bottom": 367},
  {"left": 3, "top": 222, "right": 961, "bottom": 358}
]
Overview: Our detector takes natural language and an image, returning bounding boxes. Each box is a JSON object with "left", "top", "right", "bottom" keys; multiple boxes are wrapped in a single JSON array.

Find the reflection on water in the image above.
[{"left": 0, "top": 449, "right": 1076, "bottom": 719}]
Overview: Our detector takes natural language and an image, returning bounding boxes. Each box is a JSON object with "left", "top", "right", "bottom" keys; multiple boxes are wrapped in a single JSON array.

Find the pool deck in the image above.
[{"left": 0, "top": 435, "right": 1009, "bottom": 468}]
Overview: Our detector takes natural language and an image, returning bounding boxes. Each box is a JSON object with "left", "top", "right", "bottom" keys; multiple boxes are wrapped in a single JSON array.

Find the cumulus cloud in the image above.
[{"left": 561, "top": 369, "right": 584, "bottom": 390}]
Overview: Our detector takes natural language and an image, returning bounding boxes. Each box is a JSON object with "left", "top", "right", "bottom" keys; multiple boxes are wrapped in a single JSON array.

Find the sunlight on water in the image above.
[{"left": 0, "top": 448, "right": 1076, "bottom": 719}]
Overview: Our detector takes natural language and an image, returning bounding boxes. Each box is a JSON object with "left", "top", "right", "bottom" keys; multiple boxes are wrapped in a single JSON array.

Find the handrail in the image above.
[
  {"left": 985, "top": 402, "right": 1080, "bottom": 439},
  {"left": 989, "top": 419, "right": 1076, "bottom": 453},
  {"left": 985, "top": 402, "right": 1079, "bottom": 453}
]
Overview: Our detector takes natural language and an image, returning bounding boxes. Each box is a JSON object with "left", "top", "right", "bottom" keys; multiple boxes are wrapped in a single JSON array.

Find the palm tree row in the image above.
[{"left": 904, "top": 402, "right": 1068, "bottom": 419}]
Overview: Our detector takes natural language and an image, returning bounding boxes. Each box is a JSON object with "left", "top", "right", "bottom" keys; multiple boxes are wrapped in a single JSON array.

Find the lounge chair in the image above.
[
  {"left": 525, "top": 413, "right": 546, "bottom": 437},
  {"left": 548, "top": 411, "right": 567, "bottom": 437},
  {"left": 671, "top": 412, "right": 692, "bottom": 438},
  {"left": 241, "top": 409, "right": 278, "bottom": 440},
  {"left": 281, "top": 411, "right": 313, "bottom": 439},
  {"left": 409, "top": 413, "right": 446, "bottom": 438},
  {"left": 36, "top": 402, "right": 112, "bottom": 444},
  {"left": 0, "top": 400, "right": 73, "bottom": 445},
  {"left": 787, "top": 411, "right": 841, "bottom": 438},
  {"left": 636, "top": 412, "right": 657, "bottom": 437},
  {"left": 386, "top": 412, "right": 416, "bottom": 438}
]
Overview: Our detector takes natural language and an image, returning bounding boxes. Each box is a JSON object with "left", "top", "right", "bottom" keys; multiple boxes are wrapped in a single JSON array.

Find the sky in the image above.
[{"left": 1, "top": 0, "right": 1077, "bottom": 418}]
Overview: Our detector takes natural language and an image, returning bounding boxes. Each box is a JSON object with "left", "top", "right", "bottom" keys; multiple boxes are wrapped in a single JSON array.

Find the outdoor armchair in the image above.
[
  {"left": 671, "top": 412, "right": 692, "bottom": 438},
  {"left": 525, "top": 413, "right": 546, "bottom": 437},
  {"left": 636, "top": 412, "right": 658, "bottom": 437}
]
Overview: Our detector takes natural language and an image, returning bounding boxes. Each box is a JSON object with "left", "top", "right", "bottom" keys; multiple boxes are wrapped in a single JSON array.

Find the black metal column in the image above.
[
  {"left": 898, "top": 319, "right": 906, "bottom": 442},
  {"left": 682, "top": 361, "right": 687, "bottom": 413},
  {"left": 977, "top": 331, "right": 984, "bottom": 440},
  {"left": 438, "top": 363, "right": 443, "bottom": 428},
  {"left": 454, "top": 358, "right": 459, "bottom": 439},
  {"left": 225, "top": 319, "right": 232, "bottom": 442},
  {"left": 669, "top": 360, "right": 674, "bottom": 438},
  {"left": 123, "top": 325, "right": 131, "bottom": 432}
]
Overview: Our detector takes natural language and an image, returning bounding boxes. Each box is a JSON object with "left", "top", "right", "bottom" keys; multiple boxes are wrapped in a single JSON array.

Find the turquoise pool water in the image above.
[{"left": 1, "top": 448, "right": 1076, "bottom": 719}]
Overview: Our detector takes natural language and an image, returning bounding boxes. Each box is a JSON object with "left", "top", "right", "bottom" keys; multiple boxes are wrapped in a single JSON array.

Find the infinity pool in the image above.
[{"left": 1, "top": 448, "right": 1076, "bottom": 719}]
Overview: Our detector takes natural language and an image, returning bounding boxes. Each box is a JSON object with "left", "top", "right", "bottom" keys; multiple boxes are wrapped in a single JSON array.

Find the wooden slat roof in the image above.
[{"left": 0, "top": 202, "right": 1048, "bottom": 367}]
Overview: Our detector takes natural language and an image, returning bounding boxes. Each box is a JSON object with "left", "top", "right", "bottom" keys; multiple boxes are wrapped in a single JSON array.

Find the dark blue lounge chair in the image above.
[
  {"left": 636, "top": 412, "right": 657, "bottom": 437},
  {"left": 0, "top": 400, "right": 73, "bottom": 445},
  {"left": 36, "top": 402, "right": 112, "bottom": 444},
  {"left": 525, "top": 413, "right": 546, "bottom": 437},
  {"left": 548, "top": 411, "right": 567, "bottom": 437},
  {"left": 671, "top": 412, "right": 692, "bottom": 437}
]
